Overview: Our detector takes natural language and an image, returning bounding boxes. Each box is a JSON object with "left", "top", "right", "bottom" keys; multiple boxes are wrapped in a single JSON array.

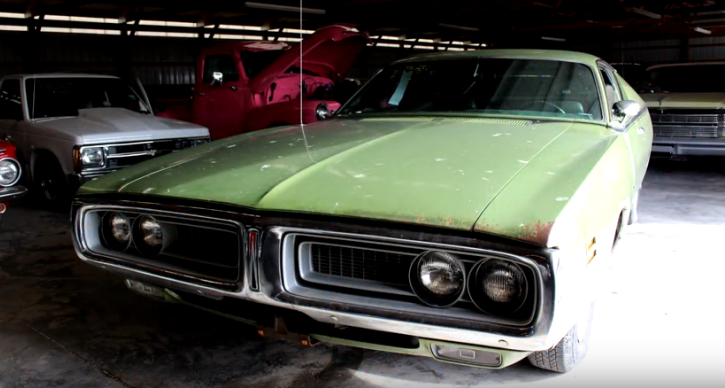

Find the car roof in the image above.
[
  {"left": 4, "top": 73, "right": 120, "bottom": 80},
  {"left": 395, "top": 49, "right": 603, "bottom": 67}
]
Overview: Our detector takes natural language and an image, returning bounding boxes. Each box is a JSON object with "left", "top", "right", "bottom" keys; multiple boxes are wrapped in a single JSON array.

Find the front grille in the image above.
[
  {"left": 292, "top": 234, "right": 537, "bottom": 323},
  {"left": 654, "top": 126, "right": 720, "bottom": 138},
  {"left": 105, "top": 138, "right": 207, "bottom": 169},
  {"left": 650, "top": 114, "right": 718, "bottom": 125},
  {"left": 310, "top": 243, "right": 415, "bottom": 287},
  {"left": 650, "top": 110, "right": 723, "bottom": 139}
]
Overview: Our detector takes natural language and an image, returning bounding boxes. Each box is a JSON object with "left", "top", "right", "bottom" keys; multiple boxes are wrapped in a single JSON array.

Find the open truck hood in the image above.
[{"left": 249, "top": 25, "right": 370, "bottom": 94}]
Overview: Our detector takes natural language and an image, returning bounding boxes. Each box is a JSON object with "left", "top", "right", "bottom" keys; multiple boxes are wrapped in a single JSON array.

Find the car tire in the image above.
[
  {"left": 528, "top": 300, "right": 595, "bottom": 373},
  {"left": 34, "top": 154, "right": 70, "bottom": 211}
]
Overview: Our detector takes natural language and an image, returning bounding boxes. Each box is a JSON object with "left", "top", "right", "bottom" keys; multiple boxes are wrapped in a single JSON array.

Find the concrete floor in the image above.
[{"left": 1, "top": 157, "right": 724, "bottom": 388}]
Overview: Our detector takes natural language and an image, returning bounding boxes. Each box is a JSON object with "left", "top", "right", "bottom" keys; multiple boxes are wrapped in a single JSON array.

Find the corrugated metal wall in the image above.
[
  {"left": 0, "top": 31, "right": 197, "bottom": 85},
  {"left": 613, "top": 37, "right": 725, "bottom": 65}
]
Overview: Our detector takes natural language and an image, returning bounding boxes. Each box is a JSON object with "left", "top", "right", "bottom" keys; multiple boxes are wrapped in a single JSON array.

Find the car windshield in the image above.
[
  {"left": 25, "top": 77, "right": 150, "bottom": 119},
  {"left": 644, "top": 65, "right": 725, "bottom": 93},
  {"left": 338, "top": 58, "right": 603, "bottom": 121}
]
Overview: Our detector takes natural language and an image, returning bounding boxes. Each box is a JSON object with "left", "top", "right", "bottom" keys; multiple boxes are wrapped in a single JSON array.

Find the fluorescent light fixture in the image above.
[
  {"left": 216, "top": 34, "right": 264, "bottom": 40},
  {"left": 381, "top": 35, "right": 400, "bottom": 40},
  {"left": 631, "top": 8, "right": 661, "bottom": 19},
  {"left": 414, "top": 45, "right": 435, "bottom": 50},
  {"left": 447, "top": 47, "right": 465, "bottom": 51},
  {"left": 695, "top": 27, "right": 712, "bottom": 34},
  {"left": 137, "top": 31, "right": 196, "bottom": 38},
  {"left": 541, "top": 36, "right": 566, "bottom": 42},
  {"left": 283, "top": 28, "right": 314, "bottom": 34},
  {"left": 245, "top": 2, "right": 326, "bottom": 15},
  {"left": 278, "top": 37, "right": 302, "bottom": 42},
  {"left": 0, "top": 25, "right": 26, "bottom": 31},
  {"left": 439, "top": 23, "right": 480, "bottom": 32},
  {"left": 140, "top": 20, "right": 195, "bottom": 27},
  {"left": 219, "top": 24, "right": 263, "bottom": 30},
  {"left": 0, "top": 12, "right": 24, "bottom": 19},
  {"left": 376, "top": 43, "right": 399, "bottom": 48}
]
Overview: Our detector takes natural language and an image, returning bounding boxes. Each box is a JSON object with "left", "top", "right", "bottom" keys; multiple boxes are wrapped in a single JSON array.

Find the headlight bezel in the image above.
[
  {"left": 132, "top": 215, "right": 167, "bottom": 257},
  {"left": 101, "top": 211, "right": 132, "bottom": 251},
  {"left": 0, "top": 157, "right": 21, "bottom": 187}
]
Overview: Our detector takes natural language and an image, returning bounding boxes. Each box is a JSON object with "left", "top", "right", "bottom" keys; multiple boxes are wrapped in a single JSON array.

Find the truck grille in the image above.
[
  {"left": 654, "top": 126, "right": 719, "bottom": 138},
  {"left": 105, "top": 138, "right": 208, "bottom": 170},
  {"left": 650, "top": 110, "right": 723, "bottom": 138}
]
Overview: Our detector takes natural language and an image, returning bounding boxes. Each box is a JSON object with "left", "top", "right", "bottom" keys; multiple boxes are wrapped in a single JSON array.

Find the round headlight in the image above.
[
  {"left": 133, "top": 216, "right": 165, "bottom": 256},
  {"left": 468, "top": 260, "right": 528, "bottom": 315},
  {"left": 0, "top": 158, "right": 21, "bottom": 186},
  {"left": 315, "top": 102, "right": 331, "bottom": 120},
  {"left": 101, "top": 212, "right": 131, "bottom": 250},
  {"left": 409, "top": 251, "right": 466, "bottom": 307}
]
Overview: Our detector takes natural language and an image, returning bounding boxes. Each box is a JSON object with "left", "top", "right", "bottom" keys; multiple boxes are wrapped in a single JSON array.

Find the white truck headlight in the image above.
[
  {"left": 79, "top": 147, "right": 105, "bottom": 168},
  {"left": 0, "top": 158, "right": 21, "bottom": 186}
]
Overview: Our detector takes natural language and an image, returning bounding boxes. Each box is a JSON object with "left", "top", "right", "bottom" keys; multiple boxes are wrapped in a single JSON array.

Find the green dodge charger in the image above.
[{"left": 71, "top": 50, "right": 652, "bottom": 373}]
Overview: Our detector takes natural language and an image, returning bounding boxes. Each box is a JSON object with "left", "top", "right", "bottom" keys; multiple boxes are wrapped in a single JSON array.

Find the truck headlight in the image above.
[
  {"left": 315, "top": 103, "right": 331, "bottom": 120},
  {"left": 0, "top": 158, "right": 21, "bottom": 186},
  {"left": 79, "top": 147, "right": 105, "bottom": 168}
]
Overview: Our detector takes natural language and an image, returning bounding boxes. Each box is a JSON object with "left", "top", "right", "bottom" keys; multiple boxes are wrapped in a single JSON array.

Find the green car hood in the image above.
[
  {"left": 80, "top": 117, "right": 614, "bottom": 246},
  {"left": 642, "top": 92, "right": 725, "bottom": 109}
]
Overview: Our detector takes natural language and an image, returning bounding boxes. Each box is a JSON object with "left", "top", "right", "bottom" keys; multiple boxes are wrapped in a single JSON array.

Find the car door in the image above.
[
  {"left": 193, "top": 50, "right": 249, "bottom": 140},
  {"left": 0, "top": 78, "right": 25, "bottom": 155}
]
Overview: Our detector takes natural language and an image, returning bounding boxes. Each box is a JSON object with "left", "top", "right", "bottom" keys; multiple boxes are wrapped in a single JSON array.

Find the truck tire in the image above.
[
  {"left": 34, "top": 154, "right": 70, "bottom": 211},
  {"left": 528, "top": 301, "right": 595, "bottom": 373}
]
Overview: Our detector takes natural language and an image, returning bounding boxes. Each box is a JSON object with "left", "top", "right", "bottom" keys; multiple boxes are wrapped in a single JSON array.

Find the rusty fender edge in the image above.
[{"left": 160, "top": 288, "right": 531, "bottom": 369}]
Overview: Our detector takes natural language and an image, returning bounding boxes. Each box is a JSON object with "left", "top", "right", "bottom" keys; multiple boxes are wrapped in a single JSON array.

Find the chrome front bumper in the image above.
[
  {"left": 0, "top": 185, "right": 28, "bottom": 203},
  {"left": 72, "top": 200, "right": 578, "bottom": 354},
  {"left": 652, "top": 136, "right": 725, "bottom": 156}
]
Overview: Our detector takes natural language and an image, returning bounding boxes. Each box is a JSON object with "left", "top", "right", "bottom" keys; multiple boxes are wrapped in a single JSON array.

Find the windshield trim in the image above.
[{"left": 336, "top": 57, "right": 607, "bottom": 124}]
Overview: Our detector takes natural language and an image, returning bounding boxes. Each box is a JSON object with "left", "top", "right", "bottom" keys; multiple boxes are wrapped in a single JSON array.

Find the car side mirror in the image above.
[
  {"left": 211, "top": 72, "right": 224, "bottom": 86},
  {"left": 612, "top": 100, "right": 641, "bottom": 123}
]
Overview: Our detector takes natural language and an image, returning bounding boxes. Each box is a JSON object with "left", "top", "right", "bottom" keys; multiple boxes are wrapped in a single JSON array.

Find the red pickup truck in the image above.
[
  {"left": 156, "top": 25, "right": 369, "bottom": 140},
  {"left": 0, "top": 140, "right": 27, "bottom": 222}
]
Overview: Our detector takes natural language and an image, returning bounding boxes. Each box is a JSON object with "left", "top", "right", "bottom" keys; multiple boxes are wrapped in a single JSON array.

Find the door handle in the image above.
[
  {"left": 195, "top": 92, "right": 206, "bottom": 96},
  {"left": 637, "top": 127, "right": 645, "bottom": 135}
]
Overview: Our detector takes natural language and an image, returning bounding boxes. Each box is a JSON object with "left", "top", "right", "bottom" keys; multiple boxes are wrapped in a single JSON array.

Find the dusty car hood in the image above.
[
  {"left": 642, "top": 93, "right": 725, "bottom": 109},
  {"left": 79, "top": 116, "right": 614, "bottom": 246},
  {"left": 35, "top": 108, "right": 209, "bottom": 145},
  {"left": 249, "top": 25, "right": 369, "bottom": 93}
]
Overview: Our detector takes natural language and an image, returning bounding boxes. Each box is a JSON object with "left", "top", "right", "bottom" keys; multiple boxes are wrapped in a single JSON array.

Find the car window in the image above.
[
  {"left": 339, "top": 58, "right": 603, "bottom": 122},
  {"left": 0, "top": 79, "right": 24, "bottom": 120},
  {"left": 599, "top": 67, "right": 622, "bottom": 112},
  {"left": 25, "top": 77, "right": 150, "bottom": 119},
  {"left": 202, "top": 54, "right": 240, "bottom": 83}
]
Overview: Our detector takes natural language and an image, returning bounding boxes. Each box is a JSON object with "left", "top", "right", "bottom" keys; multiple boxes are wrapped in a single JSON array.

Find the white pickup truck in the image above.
[{"left": 0, "top": 74, "right": 210, "bottom": 206}]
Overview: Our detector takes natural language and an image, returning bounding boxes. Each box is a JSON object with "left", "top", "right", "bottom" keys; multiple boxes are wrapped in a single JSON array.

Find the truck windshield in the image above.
[
  {"left": 338, "top": 58, "right": 603, "bottom": 121},
  {"left": 25, "top": 77, "right": 151, "bottom": 119},
  {"left": 644, "top": 65, "right": 725, "bottom": 93}
]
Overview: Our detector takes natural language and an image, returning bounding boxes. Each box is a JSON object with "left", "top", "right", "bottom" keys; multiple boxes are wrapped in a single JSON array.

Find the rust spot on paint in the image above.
[
  {"left": 519, "top": 221, "right": 554, "bottom": 246},
  {"left": 475, "top": 220, "right": 554, "bottom": 246}
]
